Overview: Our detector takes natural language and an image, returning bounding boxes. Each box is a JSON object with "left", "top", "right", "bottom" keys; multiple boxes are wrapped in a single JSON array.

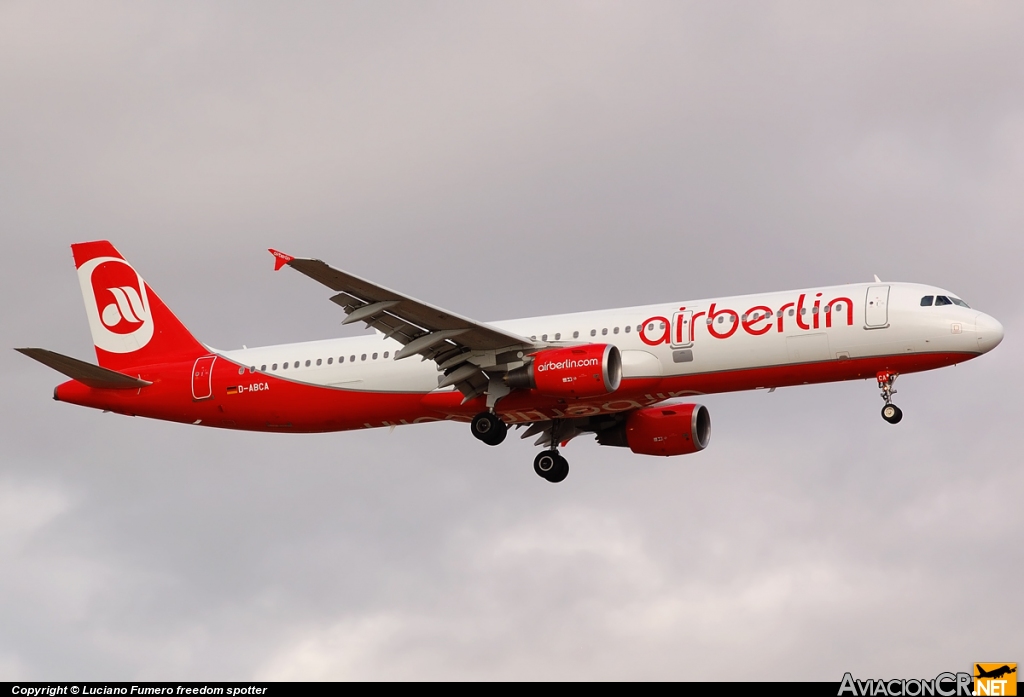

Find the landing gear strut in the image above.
[
  {"left": 471, "top": 411, "right": 507, "bottom": 446},
  {"left": 533, "top": 449, "right": 569, "bottom": 483},
  {"left": 877, "top": 371, "right": 903, "bottom": 425}
]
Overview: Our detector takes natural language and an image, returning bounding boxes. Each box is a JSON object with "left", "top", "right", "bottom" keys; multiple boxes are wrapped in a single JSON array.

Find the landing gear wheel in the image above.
[
  {"left": 533, "top": 450, "right": 569, "bottom": 483},
  {"left": 549, "top": 455, "right": 569, "bottom": 483},
  {"left": 881, "top": 404, "right": 903, "bottom": 424},
  {"left": 471, "top": 412, "right": 507, "bottom": 446}
]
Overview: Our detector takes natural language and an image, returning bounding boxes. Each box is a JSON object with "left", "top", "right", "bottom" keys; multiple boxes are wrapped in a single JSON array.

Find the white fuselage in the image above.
[{"left": 220, "top": 281, "right": 1003, "bottom": 395}]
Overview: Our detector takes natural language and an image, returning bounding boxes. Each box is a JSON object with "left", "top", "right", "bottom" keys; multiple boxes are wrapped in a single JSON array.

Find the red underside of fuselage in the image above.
[{"left": 54, "top": 351, "right": 977, "bottom": 433}]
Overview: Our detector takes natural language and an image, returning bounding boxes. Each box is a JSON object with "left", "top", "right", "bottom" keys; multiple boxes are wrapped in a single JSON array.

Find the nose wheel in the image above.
[
  {"left": 534, "top": 449, "right": 569, "bottom": 483},
  {"left": 471, "top": 411, "right": 507, "bottom": 446},
  {"left": 881, "top": 403, "right": 903, "bottom": 424},
  {"left": 877, "top": 371, "right": 903, "bottom": 424}
]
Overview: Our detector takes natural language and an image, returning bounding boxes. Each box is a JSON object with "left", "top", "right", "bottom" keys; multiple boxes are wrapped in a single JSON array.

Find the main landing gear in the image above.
[
  {"left": 534, "top": 449, "right": 569, "bottom": 483},
  {"left": 471, "top": 411, "right": 507, "bottom": 446},
  {"left": 472, "top": 412, "right": 571, "bottom": 483},
  {"left": 877, "top": 371, "right": 903, "bottom": 425}
]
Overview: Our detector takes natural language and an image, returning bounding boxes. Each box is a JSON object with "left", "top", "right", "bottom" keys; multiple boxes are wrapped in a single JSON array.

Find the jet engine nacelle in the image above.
[
  {"left": 505, "top": 344, "right": 622, "bottom": 398},
  {"left": 598, "top": 404, "right": 712, "bottom": 456}
]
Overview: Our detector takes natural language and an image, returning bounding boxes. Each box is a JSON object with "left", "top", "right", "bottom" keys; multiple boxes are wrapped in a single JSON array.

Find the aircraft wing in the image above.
[{"left": 270, "top": 250, "right": 541, "bottom": 400}]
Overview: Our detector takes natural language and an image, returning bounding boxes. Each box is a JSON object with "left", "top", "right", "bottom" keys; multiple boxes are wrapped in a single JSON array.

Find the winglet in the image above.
[{"left": 269, "top": 249, "right": 295, "bottom": 271}]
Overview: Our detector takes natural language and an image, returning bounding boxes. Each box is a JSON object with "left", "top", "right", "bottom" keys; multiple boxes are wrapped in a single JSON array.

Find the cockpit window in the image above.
[
  {"left": 951, "top": 297, "right": 970, "bottom": 308},
  {"left": 920, "top": 296, "right": 934, "bottom": 306},
  {"left": 935, "top": 296, "right": 952, "bottom": 306}
]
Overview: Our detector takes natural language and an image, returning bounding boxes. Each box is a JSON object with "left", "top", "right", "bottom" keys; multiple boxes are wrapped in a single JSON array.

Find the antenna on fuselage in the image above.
[{"left": 873, "top": 274, "right": 882, "bottom": 283}]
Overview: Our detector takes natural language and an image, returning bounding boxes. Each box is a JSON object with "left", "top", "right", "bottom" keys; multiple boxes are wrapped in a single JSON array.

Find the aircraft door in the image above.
[
  {"left": 671, "top": 310, "right": 693, "bottom": 348},
  {"left": 865, "top": 286, "right": 890, "bottom": 328},
  {"left": 192, "top": 355, "right": 216, "bottom": 400}
]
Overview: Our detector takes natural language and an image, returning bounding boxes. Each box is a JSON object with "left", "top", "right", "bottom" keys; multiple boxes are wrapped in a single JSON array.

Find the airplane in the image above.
[
  {"left": 975, "top": 665, "right": 1016, "bottom": 680},
  {"left": 16, "top": 240, "right": 1004, "bottom": 483}
]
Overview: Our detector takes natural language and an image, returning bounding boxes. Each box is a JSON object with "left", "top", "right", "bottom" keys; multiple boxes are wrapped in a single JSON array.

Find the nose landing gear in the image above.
[
  {"left": 877, "top": 371, "right": 903, "bottom": 424},
  {"left": 534, "top": 449, "right": 569, "bottom": 483}
]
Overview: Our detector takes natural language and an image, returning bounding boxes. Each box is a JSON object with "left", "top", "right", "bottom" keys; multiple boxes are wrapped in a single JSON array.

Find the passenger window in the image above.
[
  {"left": 260, "top": 365, "right": 267, "bottom": 371},
  {"left": 555, "top": 333, "right": 561, "bottom": 340},
  {"left": 624, "top": 325, "right": 630, "bottom": 333},
  {"left": 238, "top": 366, "right": 244, "bottom": 375},
  {"left": 305, "top": 360, "right": 311, "bottom": 367},
  {"left": 648, "top": 323, "right": 654, "bottom": 331},
  {"left": 384, "top": 351, "right": 389, "bottom": 358},
  {"left": 920, "top": 296, "right": 934, "bottom": 306},
  {"left": 372, "top": 353, "right": 378, "bottom": 360},
  {"left": 835, "top": 303, "right": 843, "bottom": 311},
  {"left": 272, "top": 363, "right": 278, "bottom": 370},
  {"left": 788, "top": 309, "right": 794, "bottom": 316},
  {"left": 602, "top": 328, "right": 608, "bottom": 335},
  {"left": 316, "top": 358, "right": 322, "bottom": 366},
  {"left": 613, "top": 327, "right": 619, "bottom": 334},
  {"left": 812, "top": 307, "right": 818, "bottom": 314},
  {"left": 935, "top": 296, "right": 952, "bottom": 306},
  {"left": 283, "top": 362, "right": 289, "bottom": 369},
  {"left": 591, "top": 329, "right": 597, "bottom": 337},
  {"left": 339, "top": 356, "right": 345, "bottom": 363},
  {"left": 741, "top": 314, "right": 747, "bottom": 321},
  {"left": 350, "top": 355, "right": 355, "bottom": 362},
  {"left": 361, "top": 354, "right": 367, "bottom": 361},
  {"left": 542, "top": 334, "right": 548, "bottom": 341},
  {"left": 573, "top": 331, "right": 579, "bottom": 339},
  {"left": 717, "top": 316, "right": 724, "bottom": 324},
  {"left": 800, "top": 308, "right": 806, "bottom": 315},
  {"left": 531, "top": 336, "right": 536, "bottom": 341},
  {"left": 327, "top": 357, "right": 333, "bottom": 364}
]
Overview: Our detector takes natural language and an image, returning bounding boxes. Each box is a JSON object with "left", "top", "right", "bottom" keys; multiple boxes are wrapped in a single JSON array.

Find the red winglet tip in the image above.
[{"left": 268, "top": 248, "right": 294, "bottom": 271}]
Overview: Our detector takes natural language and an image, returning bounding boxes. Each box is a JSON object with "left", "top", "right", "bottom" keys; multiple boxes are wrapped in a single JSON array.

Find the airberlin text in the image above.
[
  {"left": 536, "top": 357, "right": 599, "bottom": 372},
  {"left": 640, "top": 292, "right": 855, "bottom": 347},
  {"left": 838, "top": 672, "right": 973, "bottom": 697}
]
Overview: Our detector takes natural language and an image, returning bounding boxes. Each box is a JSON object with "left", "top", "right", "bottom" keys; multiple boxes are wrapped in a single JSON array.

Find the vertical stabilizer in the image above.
[{"left": 72, "top": 241, "right": 206, "bottom": 371}]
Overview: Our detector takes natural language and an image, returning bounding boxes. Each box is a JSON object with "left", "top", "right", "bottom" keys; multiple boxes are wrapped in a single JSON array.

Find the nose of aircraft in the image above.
[{"left": 975, "top": 312, "right": 1004, "bottom": 353}]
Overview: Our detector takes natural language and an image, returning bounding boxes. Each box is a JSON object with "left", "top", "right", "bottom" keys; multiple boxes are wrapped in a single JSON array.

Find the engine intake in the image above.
[{"left": 506, "top": 344, "right": 622, "bottom": 398}]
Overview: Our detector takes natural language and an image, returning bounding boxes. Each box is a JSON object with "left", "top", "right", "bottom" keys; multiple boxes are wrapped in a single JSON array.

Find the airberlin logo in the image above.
[
  {"left": 640, "top": 292, "right": 855, "bottom": 347},
  {"left": 77, "top": 256, "right": 154, "bottom": 353},
  {"left": 99, "top": 284, "right": 147, "bottom": 332},
  {"left": 537, "top": 357, "right": 599, "bottom": 372}
]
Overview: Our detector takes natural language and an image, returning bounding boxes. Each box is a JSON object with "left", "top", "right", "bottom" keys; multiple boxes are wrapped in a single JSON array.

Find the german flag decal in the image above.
[{"left": 226, "top": 386, "right": 239, "bottom": 395}]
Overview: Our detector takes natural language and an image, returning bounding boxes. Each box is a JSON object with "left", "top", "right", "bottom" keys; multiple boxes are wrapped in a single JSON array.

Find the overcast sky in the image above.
[{"left": 1, "top": 1, "right": 1021, "bottom": 680}]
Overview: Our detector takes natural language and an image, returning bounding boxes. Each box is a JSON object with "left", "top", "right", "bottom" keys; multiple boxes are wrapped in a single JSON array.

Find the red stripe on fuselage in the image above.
[{"left": 54, "top": 351, "right": 978, "bottom": 433}]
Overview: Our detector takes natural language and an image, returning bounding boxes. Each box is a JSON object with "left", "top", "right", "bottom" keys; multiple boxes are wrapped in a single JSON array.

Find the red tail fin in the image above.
[{"left": 72, "top": 241, "right": 207, "bottom": 371}]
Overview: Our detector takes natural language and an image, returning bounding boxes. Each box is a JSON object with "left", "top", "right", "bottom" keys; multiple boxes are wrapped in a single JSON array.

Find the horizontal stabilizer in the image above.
[{"left": 15, "top": 348, "right": 152, "bottom": 389}]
